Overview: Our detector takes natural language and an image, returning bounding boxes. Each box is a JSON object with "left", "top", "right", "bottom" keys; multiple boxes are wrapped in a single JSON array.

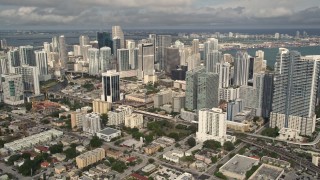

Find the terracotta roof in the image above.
[{"left": 130, "top": 173, "right": 148, "bottom": 180}]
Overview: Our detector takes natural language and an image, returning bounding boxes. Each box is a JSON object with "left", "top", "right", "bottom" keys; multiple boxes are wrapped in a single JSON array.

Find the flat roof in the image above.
[
  {"left": 249, "top": 164, "right": 284, "bottom": 180},
  {"left": 220, "top": 154, "right": 259, "bottom": 175},
  {"left": 98, "top": 127, "right": 120, "bottom": 135}
]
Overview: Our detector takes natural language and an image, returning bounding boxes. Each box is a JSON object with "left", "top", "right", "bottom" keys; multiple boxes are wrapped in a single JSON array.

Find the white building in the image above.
[
  {"left": 88, "top": 48, "right": 100, "bottom": 75},
  {"left": 219, "top": 87, "right": 240, "bottom": 102},
  {"left": 96, "top": 127, "right": 121, "bottom": 142},
  {"left": 108, "top": 105, "right": 133, "bottom": 126},
  {"left": 100, "top": 47, "right": 112, "bottom": 72},
  {"left": 125, "top": 113, "right": 144, "bottom": 129},
  {"left": 34, "top": 50, "right": 51, "bottom": 81},
  {"left": 82, "top": 112, "right": 101, "bottom": 135},
  {"left": 196, "top": 108, "right": 235, "bottom": 144},
  {"left": 1, "top": 74, "right": 24, "bottom": 105},
  {"left": 163, "top": 150, "right": 184, "bottom": 163},
  {"left": 216, "top": 62, "right": 230, "bottom": 88},
  {"left": 117, "top": 49, "right": 130, "bottom": 71}
]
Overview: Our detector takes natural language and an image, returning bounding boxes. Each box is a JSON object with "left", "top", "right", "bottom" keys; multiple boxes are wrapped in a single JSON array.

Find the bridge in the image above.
[
  {"left": 240, "top": 137, "right": 320, "bottom": 175},
  {"left": 133, "top": 110, "right": 174, "bottom": 121}
]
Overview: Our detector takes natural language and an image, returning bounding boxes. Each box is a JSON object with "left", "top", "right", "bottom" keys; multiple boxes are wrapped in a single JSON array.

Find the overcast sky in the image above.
[{"left": 0, "top": 0, "right": 320, "bottom": 29}]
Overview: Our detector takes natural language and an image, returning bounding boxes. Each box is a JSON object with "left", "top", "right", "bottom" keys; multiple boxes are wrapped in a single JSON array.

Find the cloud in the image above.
[{"left": 0, "top": 0, "right": 319, "bottom": 29}]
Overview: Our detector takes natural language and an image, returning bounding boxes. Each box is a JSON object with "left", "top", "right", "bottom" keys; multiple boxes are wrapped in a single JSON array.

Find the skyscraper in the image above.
[
  {"left": 138, "top": 43, "right": 155, "bottom": 79},
  {"left": 126, "top": 40, "right": 136, "bottom": 69},
  {"left": 113, "top": 37, "right": 121, "bottom": 57},
  {"left": 204, "top": 38, "right": 218, "bottom": 62},
  {"left": 0, "top": 58, "right": 8, "bottom": 75},
  {"left": 34, "top": 50, "right": 50, "bottom": 81},
  {"left": 216, "top": 62, "right": 230, "bottom": 88},
  {"left": 19, "top": 45, "right": 35, "bottom": 66},
  {"left": 112, "top": 26, "right": 125, "bottom": 48},
  {"left": 270, "top": 50, "right": 320, "bottom": 136},
  {"left": 58, "top": 35, "right": 67, "bottom": 68},
  {"left": 14, "top": 65, "right": 40, "bottom": 95},
  {"left": 82, "top": 45, "right": 92, "bottom": 62},
  {"left": 100, "top": 47, "right": 112, "bottom": 72},
  {"left": 206, "top": 50, "right": 222, "bottom": 73},
  {"left": 117, "top": 49, "right": 130, "bottom": 71},
  {"left": 97, "top": 32, "right": 113, "bottom": 53},
  {"left": 234, "top": 51, "right": 249, "bottom": 86},
  {"left": 51, "top": 36, "right": 59, "bottom": 52},
  {"left": 0, "top": 74, "right": 24, "bottom": 105},
  {"left": 197, "top": 72, "right": 219, "bottom": 110},
  {"left": 7, "top": 49, "right": 20, "bottom": 73},
  {"left": 192, "top": 39, "right": 199, "bottom": 55},
  {"left": 157, "top": 35, "right": 172, "bottom": 71},
  {"left": 88, "top": 48, "right": 100, "bottom": 75},
  {"left": 262, "top": 72, "right": 274, "bottom": 118},
  {"left": 102, "top": 70, "right": 120, "bottom": 103},
  {"left": 79, "top": 35, "right": 90, "bottom": 47},
  {"left": 164, "top": 47, "right": 180, "bottom": 75},
  {"left": 196, "top": 108, "right": 228, "bottom": 143}
]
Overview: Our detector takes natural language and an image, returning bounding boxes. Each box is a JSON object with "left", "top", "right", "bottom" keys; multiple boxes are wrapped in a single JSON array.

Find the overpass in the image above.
[
  {"left": 245, "top": 132, "right": 320, "bottom": 146},
  {"left": 133, "top": 110, "right": 174, "bottom": 121},
  {"left": 240, "top": 137, "right": 320, "bottom": 175}
]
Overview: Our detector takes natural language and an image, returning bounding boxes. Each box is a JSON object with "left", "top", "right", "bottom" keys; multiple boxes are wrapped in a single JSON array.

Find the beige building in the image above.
[
  {"left": 144, "top": 144, "right": 161, "bottom": 155},
  {"left": 70, "top": 111, "right": 84, "bottom": 129},
  {"left": 76, "top": 148, "right": 105, "bottom": 169},
  {"left": 92, "top": 99, "right": 112, "bottom": 114},
  {"left": 55, "top": 165, "right": 66, "bottom": 174},
  {"left": 125, "top": 113, "right": 144, "bottom": 129}
]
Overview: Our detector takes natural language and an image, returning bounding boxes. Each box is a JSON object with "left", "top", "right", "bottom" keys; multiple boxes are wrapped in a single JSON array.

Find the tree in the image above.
[
  {"left": 148, "top": 158, "right": 155, "bottom": 164},
  {"left": 203, "top": 140, "right": 221, "bottom": 150},
  {"left": 145, "top": 134, "right": 154, "bottom": 143},
  {"left": 253, "top": 116, "right": 260, "bottom": 122},
  {"left": 0, "top": 139, "right": 6, "bottom": 148},
  {"left": 187, "top": 137, "right": 196, "bottom": 147},
  {"left": 261, "top": 127, "right": 279, "bottom": 137},
  {"left": 64, "top": 147, "right": 79, "bottom": 159},
  {"left": 168, "top": 132, "right": 180, "bottom": 141},
  {"left": 100, "top": 114, "right": 108, "bottom": 126},
  {"left": 246, "top": 164, "right": 260, "bottom": 178},
  {"left": 49, "top": 144, "right": 63, "bottom": 154},
  {"left": 211, "top": 156, "right": 218, "bottom": 164},
  {"left": 111, "top": 161, "right": 127, "bottom": 173},
  {"left": 90, "top": 136, "right": 103, "bottom": 148},
  {"left": 223, "top": 141, "right": 235, "bottom": 151},
  {"left": 21, "top": 153, "right": 31, "bottom": 160},
  {"left": 25, "top": 102, "right": 32, "bottom": 111},
  {"left": 7, "top": 154, "right": 21, "bottom": 165}
]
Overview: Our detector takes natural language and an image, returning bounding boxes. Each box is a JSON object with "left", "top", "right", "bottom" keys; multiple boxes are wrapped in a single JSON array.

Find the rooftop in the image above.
[
  {"left": 98, "top": 127, "right": 120, "bottom": 135},
  {"left": 248, "top": 164, "right": 284, "bottom": 180},
  {"left": 220, "top": 154, "right": 259, "bottom": 175}
]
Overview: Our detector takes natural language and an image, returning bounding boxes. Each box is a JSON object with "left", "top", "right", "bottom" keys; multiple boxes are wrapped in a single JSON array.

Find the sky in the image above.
[{"left": 0, "top": 0, "right": 320, "bottom": 30}]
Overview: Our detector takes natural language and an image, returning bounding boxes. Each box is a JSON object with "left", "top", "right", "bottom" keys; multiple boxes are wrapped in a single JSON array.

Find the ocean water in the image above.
[{"left": 223, "top": 46, "right": 320, "bottom": 67}]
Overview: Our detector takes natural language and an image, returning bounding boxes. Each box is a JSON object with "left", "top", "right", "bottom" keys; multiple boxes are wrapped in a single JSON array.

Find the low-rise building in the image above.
[
  {"left": 163, "top": 150, "right": 184, "bottom": 163},
  {"left": 96, "top": 127, "right": 121, "bottom": 142},
  {"left": 195, "top": 149, "right": 221, "bottom": 164},
  {"left": 55, "top": 165, "right": 66, "bottom": 174},
  {"left": 176, "top": 172, "right": 194, "bottom": 180},
  {"left": 96, "top": 164, "right": 110, "bottom": 173},
  {"left": 104, "top": 147, "right": 123, "bottom": 159},
  {"left": 180, "top": 109, "right": 197, "bottom": 122},
  {"left": 219, "top": 154, "right": 260, "bottom": 180},
  {"left": 277, "top": 128, "right": 304, "bottom": 141},
  {"left": 52, "top": 153, "right": 66, "bottom": 162},
  {"left": 76, "top": 148, "right": 105, "bottom": 169},
  {"left": 153, "top": 136, "right": 175, "bottom": 148},
  {"left": 142, "top": 164, "right": 156, "bottom": 174},
  {"left": 144, "top": 144, "right": 161, "bottom": 155},
  {"left": 261, "top": 156, "right": 290, "bottom": 168},
  {"left": 248, "top": 164, "right": 284, "bottom": 180}
]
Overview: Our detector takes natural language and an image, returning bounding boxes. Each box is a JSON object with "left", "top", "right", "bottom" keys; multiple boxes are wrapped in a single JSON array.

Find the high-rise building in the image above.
[
  {"left": 113, "top": 37, "right": 121, "bottom": 57},
  {"left": 88, "top": 48, "right": 100, "bottom": 75},
  {"left": 97, "top": 32, "right": 113, "bottom": 53},
  {"left": 82, "top": 45, "right": 92, "bottom": 62},
  {"left": 82, "top": 112, "right": 101, "bottom": 134},
  {"left": 126, "top": 40, "right": 136, "bottom": 69},
  {"left": 185, "top": 67, "right": 204, "bottom": 111},
  {"left": 262, "top": 72, "right": 274, "bottom": 118},
  {"left": 79, "top": 35, "right": 90, "bottom": 47},
  {"left": 204, "top": 38, "right": 218, "bottom": 62},
  {"left": 58, "top": 35, "right": 67, "bottom": 68},
  {"left": 92, "top": 99, "right": 112, "bottom": 114},
  {"left": 117, "top": 49, "right": 129, "bottom": 71},
  {"left": 206, "top": 50, "right": 221, "bottom": 73},
  {"left": 196, "top": 108, "right": 227, "bottom": 143},
  {"left": 99, "top": 47, "right": 112, "bottom": 72},
  {"left": 216, "top": 62, "right": 230, "bottom": 88},
  {"left": 0, "top": 74, "right": 24, "bottom": 105},
  {"left": 157, "top": 35, "right": 172, "bottom": 70},
  {"left": 0, "top": 58, "right": 8, "bottom": 75},
  {"left": 102, "top": 70, "right": 120, "bottom": 103},
  {"left": 73, "top": 45, "right": 81, "bottom": 57},
  {"left": 112, "top": 26, "right": 125, "bottom": 48},
  {"left": 192, "top": 39, "right": 199, "bottom": 55},
  {"left": 51, "top": 36, "right": 59, "bottom": 52},
  {"left": 14, "top": 65, "right": 40, "bottom": 95},
  {"left": 270, "top": 50, "right": 320, "bottom": 136},
  {"left": 185, "top": 67, "right": 219, "bottom": 110},
  {"left": 234, "top": 51, "right": 249, "bottom": 86},
  {"left": 197, "top": 72, "right": 219, "bottom": 110},
  {"left": 8, "top": 49, "right": 20, "bottom": 72},
  {"left": 138, "top": 43, "right": 155, "bottom": 79},
  {"left": 256, "top": 50, "right": 264, "bottom": 60},
  {"left": 19, "top": 45, "right": 35, "bottom": 66},
  {"left": 34, "top": 50, "right": 50, "bottom": 81},
  {"left": 164, "top": 47, "right": 180, "bottom": 75}
]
